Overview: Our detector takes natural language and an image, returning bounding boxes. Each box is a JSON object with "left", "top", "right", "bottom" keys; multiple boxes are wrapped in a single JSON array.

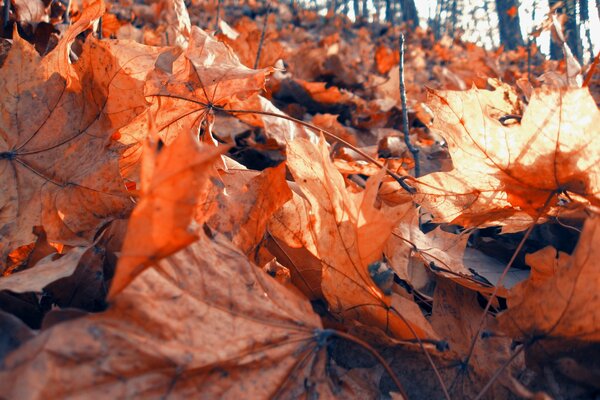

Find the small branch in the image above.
[
  {"left": 214, "top": 0, "right": 222, "bottom": 33},
  {"left": 254, "top": 2, "right": 271, "bottom": 69},
  {"left": 97, "top": 16, "right": 103, "bottom": 39},
  {"left": 527, "top": 37, "right": 532, "bottom": 81},
  {"left": 399, "top": 33, "right": 420, "bottom": 177}
]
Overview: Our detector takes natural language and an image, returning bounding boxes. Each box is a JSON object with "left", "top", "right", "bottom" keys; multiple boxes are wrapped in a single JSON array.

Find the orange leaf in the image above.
[
  {"left": 0, "top": 234, "right": 373, "bottom": 398},
  {"left": 0, "top": 246, "right": 88, "bottom": 293},
  {"left": 144, "top": 27, "right": 273, "bottom": 143},
  {"left": 209, "top": 164, "right": 292, "bottom": 255},
  {"left": 498, "top": 216, "right": 600, "bottom": 341},
  {"left": 108, "top": 129, "right": 223, "bottom": 298},
  {"left": 415, "top": 87, "right": 600, "bottom": 232},
  {"left": 0, "top": 0, "right": 161, "bottom": 267},
  {"left": 506, "top": 6, "right": 518, "bottom": 18},
  {"left": 274, "top": 136, "right": 439, "bottom": 341}
]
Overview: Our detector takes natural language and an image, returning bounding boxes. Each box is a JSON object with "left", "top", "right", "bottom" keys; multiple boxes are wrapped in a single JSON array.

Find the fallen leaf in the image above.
[
  {"left": 415, "top": 87, "right": 600, "bottom": 231},
  {"left": 0, "top": 310, "right": 34, "bottom": 362},
  {"left": 209, "top": 164, "right": 292, "bottom": 255},
  {"left": 498, "top": 216, "right": 600, "bottom": 342},
  {"left": 385, "top": 206, "right": 495, "bottom": 293},
  {"left": 13, "top": 0, "right": 48, "bottom": 23},
  {"left": 0, "top": 234, "right": 373, "bottom": 398},
  {"left": 144, "top": 26, "right": 272, "bottom": 143},
  {"left": 276, "top": 136, "right": 439, "bottom": 341},
  {"left": 0, "top": 0, "right": 162, "bottom": 267},
  {"left": 0, "top": 246, "right": 87, "bottom": 293},
  {"left": 108, "top": 128, "right": 223, "bottom": 298},
  {"left": 429, "top": 279, "right": 523, "bottom": 399}
]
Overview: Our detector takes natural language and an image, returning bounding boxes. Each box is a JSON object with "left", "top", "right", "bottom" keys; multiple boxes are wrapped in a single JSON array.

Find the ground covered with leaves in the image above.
[{"left": 1, "top": 1, "right": 600, "bottom": 399}]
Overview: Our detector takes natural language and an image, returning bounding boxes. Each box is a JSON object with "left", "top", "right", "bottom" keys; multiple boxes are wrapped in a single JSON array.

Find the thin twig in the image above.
[
  {"left": 214, "top": 0, "right": 222, "bottom": 33},
  {"left": 97, "top": 16, "right": 103, "bottom": 39},
  {"left": 254, "top": 2, "right": 271, "bottom": 69},
  {"left": 399, "top": 33, "right": 420, "bottom": 177},
  {"left": 326, "top": 329, "right": 409, "bottom": 399},
  {"left": 463, "top": 192, "right": 556, "bottom": 367},
  {"left": 527, "top": 37, "right": 532, "bottom": 81},
  {"left": 218, "top": 106, "right": 416, "bottom": 193}
]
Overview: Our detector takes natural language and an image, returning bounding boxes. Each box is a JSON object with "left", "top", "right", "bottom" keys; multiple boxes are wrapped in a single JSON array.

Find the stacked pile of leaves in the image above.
[{"left": 0, "top": 1, "right": 599, "bottom": 398}]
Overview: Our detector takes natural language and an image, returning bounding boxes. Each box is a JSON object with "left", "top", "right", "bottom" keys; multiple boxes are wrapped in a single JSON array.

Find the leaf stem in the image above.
[{"left": 254, "top": 2, "right": 271, "bottom": 69}]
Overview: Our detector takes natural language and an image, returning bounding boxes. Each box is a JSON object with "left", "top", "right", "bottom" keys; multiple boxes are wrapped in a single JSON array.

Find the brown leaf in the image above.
[
  {"left": 385, "top": 206, "right": 495, "bottom": 293},
  {"left": 427, "top": 279, "right": 523, "bottom": 399},
  {"left": 0, "top": 234, "right": 369, "bottom": 398},
  {"left": 0, "top": 1, "right": 162, "bottom": 267},
  {"left": 498, "top": 216, "right": 600, "bottom": 342},
  {"left": 108, "top": 129, "right": 223, "bottom": 298},
  {"left": 209, "top": 164, "right": 292, "bottom": 255},
  {"left": 144, "top": 27, "right": 272, "bottom": 143},
  {"left": 13, "top": 0, "right": 48, "bottom": 24},
  {"left": 276, "top": 136, "right": 439, "bottom": 341},
  {"left": 0, "top": 246, "right": 87, "bottom": 293},
  {"left": 415, "top": 87, "right": 600, "bottom": 231}
]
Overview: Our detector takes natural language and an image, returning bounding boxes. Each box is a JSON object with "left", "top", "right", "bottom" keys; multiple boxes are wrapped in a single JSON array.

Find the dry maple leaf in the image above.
[
  {"left": 415, "top": 86, "right": 600, "bottom": 231},
  {"left": 209, "top": 164, "right": 292, "bottom": 255},
  {"left": 384, "top": 206, "right": 496, "bottom": 294},
  {"left": 12, "top": 0, "right": 48, "bottom": 24},
  {"left": 497, "top": 215, "right": 600, "bottom": 342},
  {"left": 0, "top": 233, "right": 381, "bottom": 399},
  {"left": 429, "top": 279, "right": 524, "bottom": 399},
  {"left": 0, "top": 1, "right": 162, "bottom": 267},
  {"left": 0, "top": 246, "right": 88, "bottom": 293},
  {"left": 109, "top": 128, "right": 223, "bottom": 298},
  {"left": 271, "top": 136, "right": 440, "bottom": 341},
  {"left": 144, "top": 26, "right": 272, "bottom": 143}
]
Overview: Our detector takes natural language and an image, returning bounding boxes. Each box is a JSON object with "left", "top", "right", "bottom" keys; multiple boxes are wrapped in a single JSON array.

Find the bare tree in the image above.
[
  {"left": 495, "top": 0, "right": 525, "bottom": 50},
  {"left": 400, "top": 0, "right": 419, "bottom": 28}
]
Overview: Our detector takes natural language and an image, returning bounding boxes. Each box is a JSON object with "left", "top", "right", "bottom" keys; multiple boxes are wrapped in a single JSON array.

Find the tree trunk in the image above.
[
  {"left": 353, "top": 0, "right": 360, "bottom": 20},
  {"left": 495, "top": 0, "right": 524, "bottom": 50},
  {"left": 385, "top": 0, "right": 393, "bottom": 22},
  {"left": 400, "top": 0, "right": 418, "bottom": 28},
  {"left": 564, "top": 0, "right": 582, "bottom": 62}
]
